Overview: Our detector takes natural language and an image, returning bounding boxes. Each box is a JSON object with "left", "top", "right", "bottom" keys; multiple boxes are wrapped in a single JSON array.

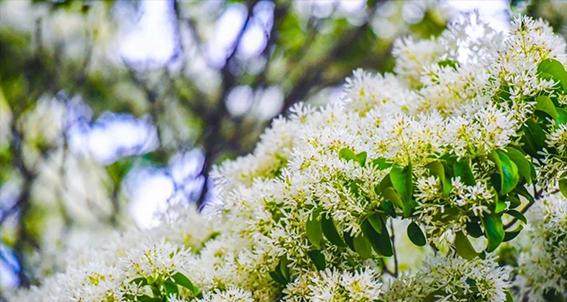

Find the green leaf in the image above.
[
  {"left": 390, "top": 164, "right": 413, "bottom": 201},
  {"left": 516, "top": 185, "right": 535, "bottom": 204},
  {"left": 535, "top": 95, "right": 558, "bottom": 119},
  {"left": 379, "top": 200, "right": 396, "bottom": 217},
  {"left": 279, "top": 257, "right": 290, "bottom": 281},
  {"left": 438, "top": 59, "right": 459, "bottom": 69},
  {"left": 453, "top": 158, "right": 475, "bottom": 186},
  {"left": 523, "top": 119, "right": 547, "bottom": 156},
  {"left": 466, "top": 220, "right": 483, "bottom": 238},
  {"left": 506, "top": 147, "right": 532, "bottom": 184},
  {"left": 483, "top": 214, "right": 505, "bottom": 252},
  {"left": 130, "top": 277, "right": 148, "bottom": 286},
  {"left": 356, "top": 152, "right": 367, "bottom": 167},
  {"left": 370, "top": 158, "right": 391, "bottom": 170},
  {"left": 537, "top": 58, "right": 567, "bottom": 91},
  {"left": 389, "top": 164, "right": 416, "bottom": 216},
  {"left": 269, "top": 271, "right": 287, "bottom": 285},
  {"left": 353, "top": 234, "right": 373, "bottom": 259},
  {"left": 172, "top": 272, "right": 201, "bottom": 296},
  {"left": 489, "top": 150, "right": 520, "bottom": 195},
  {"left": 382, "top": 187, "right": 403, "bottom": 213},
  {"left": 505, "top": 210, "right": 527, "bottom": 224},
  {"left": 503, "top": 225, "right": 523, "bottom": 242},
  {"left": 136, "top": 295, "right": 161, "bottom": 302},
  {"left": 454, "top": 231, "right": 479, "bottom": 260},
  {"left": 559, "top": 178, "right": 567, "bottom": 199},
  {"left": 306, "top": 210, "right": 323, "bottom": 249},
  {"left": 367, "top": 213, "right": 383, "bottom": 234},
  {"left": 361, "top": 219, "right": 393, "bottom": 257},
  {"left": 556, "top": 108, "right": 567, "bottom": 125},
  {"left": 495, "top": 198, "right": 507, "bottom": 213},
  {"left": 407, "top": 221, "right": 426, "bottom": 246},
  {"left": 321, "top": 215, "right": 346, "bottom": 247},
  {"left": 163, "top": 280, "right": 178, "bottom": 297},
  {"left": 307, "top": 250, "right": 326, "bottom": 271},
  {"left": 426, "top": 161, "right": 451, "bottom": 196},
  {"left": 269, "top": 257, "right": 290, "bottom": 285},
  {"left": 343, "top": 231, "right": 355, "bottom": 250},
  {"left": 339, "top": 148, "right": 356, "bottom": 162}
]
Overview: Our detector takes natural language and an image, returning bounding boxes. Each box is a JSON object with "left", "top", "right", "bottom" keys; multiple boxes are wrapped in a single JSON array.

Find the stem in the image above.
[
  {"left": 504, "top": 185, "right": 552, "bottom": 230},
  {"left": 389, "top": 219, "right": 399, "bottom": 277}
]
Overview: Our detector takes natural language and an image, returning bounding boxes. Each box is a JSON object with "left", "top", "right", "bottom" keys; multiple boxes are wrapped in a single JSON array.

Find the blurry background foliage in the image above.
[{"left": 0, "top": 0, "right": 561, "bottom": 294}]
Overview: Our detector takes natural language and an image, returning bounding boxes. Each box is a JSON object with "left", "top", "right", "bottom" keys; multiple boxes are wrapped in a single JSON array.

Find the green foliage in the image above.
[
  {"left": 321, "top": 214, "right": 347, "bottom": 248},
  {"left": 454, "top": 231, "right": 479, "bottom": 260},
  {"left": 361, "top": 215, "right": 393, "bottom": 257},
  {"left": 307, "top": 250, "right": 326, "bottom": 271},
  {"left": 407, "top": 221, "right": 426, "bottom": 247},
  {"left": 537, "top": 58, "right": 567, "bottom": 92},
  {"left": 306, "top": 209, "right": 323, "bottom": 249},
  {"left": 125, "top": 271, "right": 202, "bottom": 301},
  {"left": 270, "top": 257, "right": 291, "bottom": 286},
  {"left": 483, "top": 214, "right": 505, "bottom": 253}
]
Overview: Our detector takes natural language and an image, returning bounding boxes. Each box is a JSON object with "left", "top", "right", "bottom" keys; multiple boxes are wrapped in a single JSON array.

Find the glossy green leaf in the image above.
[
  {"left": 382, "top": 187, "right": 403, "bottom": 212},
  {"left": 361, "top": 219, "right": 393, "bottom": 257},
  {"left": 307, "top": 250, "right": 326, "bottom": 271},
  {"left": 503, "top": 225, "right": 523, "bottom": 242},
  {"left": 390, "top": 164, "right": 413, "bottom": 202},
  {"left": 495, "top": 195, "right": 507, "bottom": 214},
  {"left": 505, "top": 210, "right": 527, "bottom": 224},
  {"left": 537, "top": 58, "right": 567, "bottom": 91},
  {"left": 367, "top": 213, "right": 383, "bottom": 234},
  {"left": 466, "top": 220, "right": 483, "bottom": 238},
  {"left": 371, "top": 158, "right": 391, "bottom": 170},
  {"left": 343, "top": 231, "right": 355, "bottom": 250},
  {"left": 353, "top": 234, "right": 373, "bottom": 259},
  {"left": 556, "top": 108, "right": 567, "bottom": 125},
  {"left": 321, "top": 215, "right": 346, "bottom": 247},
  {"left": 535, "top": 95, "right": 558, "bottom": 119},
  {"left": 306, "top": 210, "right": 323, "bottom": 249},
  {"left": 489, "top": 150, "right": 519, "bottom": 195},
  {"left": 521, "top": 119, "right": 547, "bottom": 158},
  {"left": 454, "top": 231, "right": 479, "bottom": 260},
  {"left": 559, "top": 178, "right": 567, "bottom": 199},
  {"left": 516, "top": 185, "right": 535, "bottom": 204},
  {"left": 483, "top": 214, "right": 505, "bottom": 252},
  {"left": 356, "top": 151, "right": 367, "bottom": 167},
  {"left": 407, "top": 221, "right": 426, "bottom": 246},
  {"left": 426, "top": 161, "right": 451, "bottom": 196},
  {"left": 172, "top": 272, "right": 200, "bottom": 296},
  {"left": 163, "top": 280, "right": 178, "bottom": 297},
  {"left": 453, "top": 158, "right": 475, "bottom": 186},
  {"left": 269, "top": 271, "right": 287, "bottom": 285},
  {"left": 279, "top": 257, "right": 290, "bottom": 281},
  {"left": 339, "top": 148, "right": 356, "bottom": 162},
  {"left": 506, "top": 147, "right": 532, "bottom": 184}
]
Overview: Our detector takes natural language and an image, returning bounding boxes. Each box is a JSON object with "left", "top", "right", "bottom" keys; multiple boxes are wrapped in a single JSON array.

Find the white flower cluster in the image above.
[
  {"left": 11, "top": 16, "right": 567, "bottom": 302},
  {"left": 382, "top": 256, "right": 511, "bottom": 302},
  {"left": 516, "top": 193, "right": 567, "bottom": 301}
]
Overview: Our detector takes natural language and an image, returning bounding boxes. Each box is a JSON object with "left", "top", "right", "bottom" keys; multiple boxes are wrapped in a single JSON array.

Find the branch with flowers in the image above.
[{"left": 10, "top": 15, "right": 567, "bottom": 302}]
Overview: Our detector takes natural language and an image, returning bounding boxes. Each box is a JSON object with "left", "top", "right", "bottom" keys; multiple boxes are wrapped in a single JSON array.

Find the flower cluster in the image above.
[{"left": 11, "top": 16, "right": 567, "bottom": 302}]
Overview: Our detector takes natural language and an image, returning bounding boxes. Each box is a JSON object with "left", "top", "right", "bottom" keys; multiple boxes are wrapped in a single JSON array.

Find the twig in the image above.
[{"left": 389, "top": 219, "right": 399, "bottom": 277}]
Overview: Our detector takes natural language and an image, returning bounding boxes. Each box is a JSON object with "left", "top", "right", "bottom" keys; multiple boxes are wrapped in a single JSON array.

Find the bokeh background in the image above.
[{"left": 0, "top": 0, "right": 565, "bottom": 296}]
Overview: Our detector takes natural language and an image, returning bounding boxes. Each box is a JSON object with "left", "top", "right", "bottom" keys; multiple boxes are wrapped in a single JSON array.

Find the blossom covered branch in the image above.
[{"left": 11, "top": 16, "right": 567, "bottom": 302}]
